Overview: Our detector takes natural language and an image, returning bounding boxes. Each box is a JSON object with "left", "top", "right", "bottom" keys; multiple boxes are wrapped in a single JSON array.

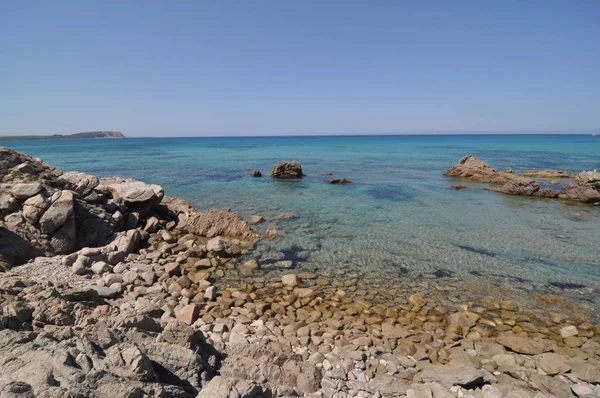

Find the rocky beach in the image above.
[{"left": 1, "top": 147, "right": 600, "bottom": 398}]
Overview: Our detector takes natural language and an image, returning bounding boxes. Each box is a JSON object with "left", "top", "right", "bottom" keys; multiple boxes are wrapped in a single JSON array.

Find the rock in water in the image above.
[
  {"left": 326, "top": 178, "right": 352, "bottom": 184},
  {"left": 178, "top": 209, "right": 257, "bottom": 239},
  {"left": 486, "top": 179, "right": 559, "bottom": 198},
  {"left": 559, "top": 170, "right": 600, "bottom": 203},
  {"left": 250, "top": 170, "right": 262, "bottom": 177},
  {"left": 444, "top": 155, "right": 516, "bottom": 184},
  {"left": 270, "top": 161, "right": 304, "bottom": 178},
  {"left": 522, "top": 169, "right": 575, "bottom": 178}
]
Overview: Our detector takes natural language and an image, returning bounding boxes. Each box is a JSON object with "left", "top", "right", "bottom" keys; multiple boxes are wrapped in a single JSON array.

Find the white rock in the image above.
[{"left": 560, "top": 325, "right": 578, "bottom": 338}]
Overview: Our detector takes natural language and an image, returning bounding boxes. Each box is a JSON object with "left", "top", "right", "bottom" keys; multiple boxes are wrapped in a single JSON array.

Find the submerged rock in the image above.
[
  {"left": 486, "top": 179, "right": 559, "bottom": 198},
  {"left": 250, "top": 170, "right": 262, "bottom": 177},
  {"left": 326, "top": 178, "right": 352, "bottom": 184},
  {"left": 270, "top": 161, "right": 304, "bottom": 178},
  {"left": 522, "top": 169, "right": 575, "bottom": 179}
]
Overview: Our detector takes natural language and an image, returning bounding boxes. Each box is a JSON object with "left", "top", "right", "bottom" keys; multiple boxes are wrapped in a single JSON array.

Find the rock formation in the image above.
[
  {"left": 250, "top": 170, "right": 262, "bottom": 177},
  {"left": 0, "top": 147, "right": 168, "bottom": 268},
  {"left": 487, "top": 180, "right": 560, "bottom": 198},
  {"left": 522, "top": 169, "right": 576, "bottom": 179},
  {"left": 559, "top": 171, "right": 600, "bottom": 203},
  {"left": 444, "top": 155, "right": 517, "bottom": 184},
  {"left": 270, "top": 161, "right": 304, "bottom": 178},
  {"left": 447, "top": 156, "right": 600, "bottom": 204}
]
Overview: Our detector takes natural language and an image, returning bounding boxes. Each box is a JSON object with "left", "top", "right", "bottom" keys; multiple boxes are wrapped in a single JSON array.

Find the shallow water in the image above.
[{"left": 3, "top": 135, "right": 600, "bottom": 311}]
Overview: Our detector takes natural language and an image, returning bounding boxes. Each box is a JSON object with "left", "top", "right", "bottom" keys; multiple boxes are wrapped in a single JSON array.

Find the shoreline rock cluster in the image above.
[
  {"left": 445, "top": 155, "right": 600, "bottom": 204},
  {"left": 1, "top": 147, "right": 600, "bottom": 397}
]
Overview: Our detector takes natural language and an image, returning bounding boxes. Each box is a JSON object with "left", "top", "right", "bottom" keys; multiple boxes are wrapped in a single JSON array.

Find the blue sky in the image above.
[{"left": 1, "top": 1, "right": 599, "bottom": 136}]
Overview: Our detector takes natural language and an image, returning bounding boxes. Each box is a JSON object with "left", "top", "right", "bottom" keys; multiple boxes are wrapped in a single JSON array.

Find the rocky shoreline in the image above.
[
  {"left": 1, "top": 147, "right": 600, "bottom": 397},
  {"left": 444, "top": 155, "right": 600, "bottom": 204}
]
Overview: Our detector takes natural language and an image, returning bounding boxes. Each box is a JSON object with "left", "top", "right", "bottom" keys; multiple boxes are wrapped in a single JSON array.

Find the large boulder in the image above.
[
  {"left": 559, "top": 170, "right": 600, "bottom": 203},
  {"left": 270, "top": 161, "right": 304, "bottom": 178},
  {"left": 100, "top": 177, "right": 164, "bottom": 216},
  {"left": 444, "top": 155, "right": 516, "bottom": 184},
  {"left": 178, "top": 209, "right": 257, "bottom": 239},
  {"left": 59, "top": 171, "right": 99, "bottom": 196},
  {"left": 39, "top": 190, "right": 74, "bottom": 234}
]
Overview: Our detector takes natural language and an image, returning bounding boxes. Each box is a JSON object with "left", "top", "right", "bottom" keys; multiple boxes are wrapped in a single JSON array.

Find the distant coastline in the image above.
[{"left": 0, "top": 131, "right": 124, "bottom": 141}]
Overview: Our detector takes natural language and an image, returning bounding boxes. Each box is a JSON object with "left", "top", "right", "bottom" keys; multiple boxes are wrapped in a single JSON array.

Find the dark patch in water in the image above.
[
  {"left": 470, "top": 270, "right": 483, "bottom": 276},
  {"left": 457, "top": 245, "right": 496, "bottom": 257},
  {"left": 396, "top": 265, "right": 409, "bottom": 274},
  {"left": 281, "top": 244, "right": 310, "bottom": 262},
  {"left": 549, "top": 281, "right": 585, "bottom": 290},
  {"left": 368, "top": 186, "right": 415, "bottom": 202},
  {"left": 433, "top": 269, "right": 453, "bottom": 278}
]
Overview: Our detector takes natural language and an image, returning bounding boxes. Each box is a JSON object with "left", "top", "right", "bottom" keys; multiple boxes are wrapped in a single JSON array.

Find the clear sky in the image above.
[{"left": 1, "top": 1, "right": 599, "bottom": 137}]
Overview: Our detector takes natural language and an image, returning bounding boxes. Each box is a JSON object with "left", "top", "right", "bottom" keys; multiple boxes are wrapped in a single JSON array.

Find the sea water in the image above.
[{"left": 3, "top": 135, "right": 600, "bottom": 312}]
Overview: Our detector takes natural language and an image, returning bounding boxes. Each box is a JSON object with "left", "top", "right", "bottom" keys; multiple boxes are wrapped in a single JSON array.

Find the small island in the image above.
[{"left": 0, "top": 131, "right": 125, "bottom": 141}]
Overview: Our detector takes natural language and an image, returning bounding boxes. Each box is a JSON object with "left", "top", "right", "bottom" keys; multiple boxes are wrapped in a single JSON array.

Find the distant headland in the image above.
[{"left": 0, "top": 131, "right": 125, "bottom": 141}]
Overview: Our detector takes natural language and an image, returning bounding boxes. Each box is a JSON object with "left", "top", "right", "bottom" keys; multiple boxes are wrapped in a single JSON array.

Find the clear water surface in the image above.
[{"left": 3, "top": 135, "right": 600, "bottom": 312}]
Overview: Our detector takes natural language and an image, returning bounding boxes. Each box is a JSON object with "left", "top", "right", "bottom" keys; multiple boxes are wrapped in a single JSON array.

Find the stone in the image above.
[
  {"left": 559, "top": 325, "right": 578, "bottom": 338},
  {"left": 250, "top": 215, "right": 264, "bottom": 223},
  {"left": 204, "top": 286, "right": 217, "bottom": 301},
  {"left": 572, "top": 384, "right": 595, "bottom": 397},
  {"left": 59, "top": 171, "right": 99, "bottom": 195},
  {"left": 571, "top": 360, "right": 600, "bottom": 383},
  {"left": 522, "top": 169, "right": 575, "bottom": 178},
  {"left": 495, "top": 333, "right": 547, "bottom": 355},
  {"left": 536, "top": 353, "right": 571, "bottom": 375},
  {"left": 104, "top": 343, "right": 157, "bottom": 381},
  {"left": 197, "top": 376, "right": 265, "bottom": 398},
  {"left": 281, "top": 274, "right": 299, "bottom": 287},
  {"left": 418, "top": 364, "right": 486, "bottom": 388},
  {"left": 239, "top": 260, "right": 258, "bottom": 275},
  {"left": 481, "top": 385, "right": 503, "bottom": 398},
  {"left": 161, "top": 319, "right": 199, "bottom": 348},
  {"left": 409, "top": 293, "right": 426, "bottom": 307},
  {"left": 408, "top": 384, "right": 433, "bottom": 398},
  {"left": 559, "top": 171, "right": 600, "bottom": 204},
  {"left": 177, "top": 209, "right": 257, "bottom": 239},
  {"left": 91, "top": 261, "right": 112, "bottom": 275},
  {"left": 270, "top": 161, "right": 304, "bottom": 178},
  {"left": 102, "top": 177, "right": 164, "bottom": 215},
  {"left": 326, "top": 178, "right": 352, "bottom": 184},
  {"left": 10, "top": 183, "right": 43, "bottom": 199},
  {"left": 487, "top": 179, "right": 559, "bottom": 198},
  {"left": 250, "top": 170, "right": 262, "bottom": 177},
  {"left": 176, "top": 304, "right": 199, "bottom": 325},
  {"left": 38, "top": 190, "right": 74, "bottom": 234},
  {"left": 444, "top": 156, "right": 517, "bottom": 184}
]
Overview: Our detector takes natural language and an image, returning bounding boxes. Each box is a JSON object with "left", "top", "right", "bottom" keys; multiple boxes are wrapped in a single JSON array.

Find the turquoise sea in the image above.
[{"left": 3, "top": 135, "right": 600, "bottom": 314}]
